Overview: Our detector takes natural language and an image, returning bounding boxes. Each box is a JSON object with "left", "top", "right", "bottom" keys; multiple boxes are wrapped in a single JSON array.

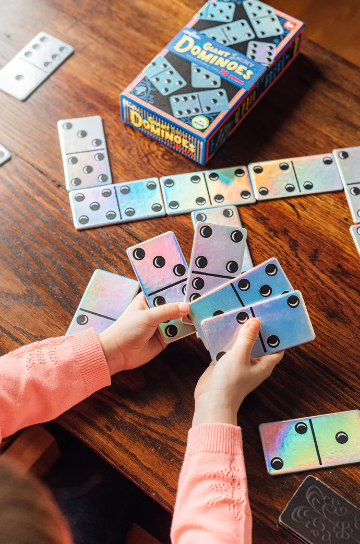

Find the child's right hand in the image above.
[{"left": 192, "top": 318, "right": 284, "bottom": 427}]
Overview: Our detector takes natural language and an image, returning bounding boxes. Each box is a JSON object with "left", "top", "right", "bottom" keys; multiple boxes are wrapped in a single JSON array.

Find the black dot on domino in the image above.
[
  {"left": 147, "top": 181, "right": 156, "bottom": 190},
  {"left": 267, "top": 335, "right": 280, "bottom": 348},
  {"left": 295, "top": 422, "right": 308, "bottom": 434},
  {"left": 153, "top": 296, "right": 166, "bottom": 306},
  {"left": 230, "top": 230, "right": 243, "bottom": 243},
  {"left": 125, "top": 208, "right": 135, "bottom": 216},
  {"left": 152, "top": 203, "right": 162, "bottom": 212},
  {"left": 196, "top": 212, "right": 207, "bottom": 222},
  {"left": 182, "top": 284, "right": 187, "bottom": 295},
  {"left": 192, "top": 277, "right": 204, "bottom": 290},
  {"left": 165, "top": 325, "right": 178, "bottom": 337},
  {"left": 338, "top": 151, "right": 349, "bottom": 159},
  {"left": 169, "top": 201, "right": 179, "bottom": 209},
  {"left": 259, "top": 187, "right": 269, "bottom": 196},
  {"left": 350, "top": 187, "right": 360, "bottom": 196},
  {"left": 77, "top": 314, "right": 88, "bottom": 325},
  {"left": 195, "top": 256, "right": 208, "bottom": 268},
  {"left": 226, "top": 261, "right": 238, "bottom": 273},
  {"left": 165, "top": 179, "right": 174, "bottom": 187},
  {"left": 196, "top": 197, "right": 206, "bottom": 206},
  {"left": 190, "top": 293, "right": 201, "bottom": 302},
  {"left": 133, "top": 248, "right": 145, "bottom": 260},
  {"left": 216, "top": 351, "right": 226, "bottom": 361},
  {"left": 287, "top": 295, "right": 300, "bottom": 308},
  {"left": 303, "top": 181, "right": 313, "bottom": 190},
  {"left": 153, "top": 256, "right": 165, "bottom": 268},
  {"left": 235, "top": 168, "right": 245, "bottom": 177},
  {"left": 213, "top": 310, "right": 224, "bottom": 316},
  {"left": 236, "top": 311, "right": 249, "bottom": 324},
  {"left": 238, "top": 278, "right": 250, "bottom": 291},
  {"left": 223, "top": 208, "right": 233, "bottom": 218},
  {"left": 265, "top": 263, "right": 278, "bottom": 276},
  {"left": 259, "top": 284, "right": 272, "bottom": 297},
  {"left": 209, "top": 173, "right": 219, "bottom": 181},
  {"left": 75, "top": 193, "right": 85, "bottom": 202},
  {"left": 323, "top": 156, "right": 333, "bottom": 165},
  {"left": 253, "top": 166, "right": 263, "bottom": 174},
  {"left": 200, "top": 225, "right": 212, "bottom": 238},
  {"left": 120, "top": 185, "right": 130, "bottom": 194},
  {"left": 90, "top": 202, "right": 100, "bottom": 211},
  {"left": 279, "top": 162, "right": 289, "bottom": 171},
  {"left": 241, "top": 190, "right": 251, "bottom": 199},
  {"left": 191, "top": 175, "right": 201, "bottom": 183},
  {"left": 173, "top": 264, "right": 186, "bottom": 276},
  {"left": 285, "top": 183, "right": 295, "bottom": 192},
  {"left": 214, "top": 194, "right": 224, "bottom": 203},
  {"left": 270, "top": 457, "right": 283, "bottom": 470},
  {"left": 335, "top": 431, "right": 348, "bottom": 444}
]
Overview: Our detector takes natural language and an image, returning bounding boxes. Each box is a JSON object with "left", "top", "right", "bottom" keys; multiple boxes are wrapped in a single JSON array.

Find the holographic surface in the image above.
[
  {"left": 260, "top": 410, "right": 360, "bottom": 475},
  {"left": 58, "top": 116, "right": 112, "bottom": 191},
  {"left": 191, "top": 205, "right": 253, "bottom": 273},
  {"left": 161, "top": 166, "right": 255, "bottom": 216},
  {"left": 0, "top": 32, "right": 73, "bottom": 100},
  {"left": 333, "top": 146, "right": 360, "bottom": 223},
  {"left": 204, "top": 167, "right": 256, "bottom": 206},
  {"left": 246, "top": 41, "right": 275, "bottom": 66},
  {"left": 160, "top": 172, "right": 210, "bottom": 215},
  {"left": 115, "top": 178, "right": 165, "bottom": 222},
  {"left": 69, "top": 185, "right": 120, "bottom": 230},
  {"left": 127, "top": 232, "right": 196, "bottom": 342},
  {"left": 188, "top": 257, "right": 293, "bottom": 345},
  {"left": 185, "top": 223, "right": 246, "bottom": 305},
  {"left": 249, "top": 153, "right": 343, "bottom": 201},
  {"left": 202, "top": 290, "right": 315, "bottom": 362},
  {"left": 0, "top": 143, "right": 11, "bottom": 166},
  {"left": 67, "top": 270, "right": 139, "bottom": 336},
  {"left": 350, "top": 225, "right": 360, "bottom": 256}
]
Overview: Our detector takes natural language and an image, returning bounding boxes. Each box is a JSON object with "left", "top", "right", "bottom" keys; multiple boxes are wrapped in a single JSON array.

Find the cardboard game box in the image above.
[{"left": 120, "top": 0, "right": 305, "bottom": 165}]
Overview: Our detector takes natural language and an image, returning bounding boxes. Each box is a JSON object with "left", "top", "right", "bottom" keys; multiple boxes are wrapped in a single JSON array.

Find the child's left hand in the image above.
[{"left": 98, "top": 293, "right": 189, "bottom": 375}]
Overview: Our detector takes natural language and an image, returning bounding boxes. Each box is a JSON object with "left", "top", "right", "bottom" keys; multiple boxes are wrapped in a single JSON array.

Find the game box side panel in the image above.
[{"left": 120, "top": 95, "right": 206, "bottom": 164}]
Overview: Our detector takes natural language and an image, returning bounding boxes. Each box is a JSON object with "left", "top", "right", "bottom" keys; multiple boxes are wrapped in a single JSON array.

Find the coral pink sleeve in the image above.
[
  {"left": 0, "top": 328, "right": 111, "bottom": 441},
  {"left": 171, "top": 423, "right": 252, "bottom": 544}
]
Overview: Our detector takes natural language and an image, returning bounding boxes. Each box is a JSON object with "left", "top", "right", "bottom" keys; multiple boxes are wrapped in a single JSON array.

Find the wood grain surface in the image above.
[{"left": 1, "top": 1, "right": 360, "bottom": 541}]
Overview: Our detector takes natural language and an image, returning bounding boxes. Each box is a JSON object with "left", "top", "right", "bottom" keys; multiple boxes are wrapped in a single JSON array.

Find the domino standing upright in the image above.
[
  {"left": 249, "top": 153, "right": 343, "bottom": 200},
  {"left": 187, "top": 258, "right": 293, "bottom": 345},
  {"left": 202, "top": 291, "right": 315, "bottom": 362},
  {"left": 58, "top": 116, "right": 112, "bottom": 191},
  {"left": 127, "top": 232, "right": 196, "bottom": 342},
  {"left": 191, "top": 205, "right": 253, "bottom": 273},
  {"left": 67, "top": 270, "right": 139, "bottom": 336},
  {"left": 333, "top": 146, "right": 360, "bottom": 223},
  {"left": 0, "top": 32, "right": 73, "bottom": 100},
  {"left": 260, "top": 410, "right": 360, "bottom": 475}
]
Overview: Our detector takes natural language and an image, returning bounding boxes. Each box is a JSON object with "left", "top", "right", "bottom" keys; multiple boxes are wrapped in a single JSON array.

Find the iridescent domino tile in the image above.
[
  {"left": 260, "top": 410, "right": 360, "bottom": 475},
  {"left": 66, "top": 269, "right": 139, "bottom": 335}
]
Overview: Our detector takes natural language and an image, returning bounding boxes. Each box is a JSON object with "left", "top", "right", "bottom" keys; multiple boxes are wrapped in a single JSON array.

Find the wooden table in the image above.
[{"left": 1, "top": 1, "right": 360, "bottom": 541}]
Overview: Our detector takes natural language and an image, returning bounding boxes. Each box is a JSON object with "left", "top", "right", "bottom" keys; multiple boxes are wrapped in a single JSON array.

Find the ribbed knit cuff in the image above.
[
  {"left": 187, "top": 423, "right": 243, "bottom": 455},
  {"left": 68, "top": 328, "right": 111, "bottom": 397}
]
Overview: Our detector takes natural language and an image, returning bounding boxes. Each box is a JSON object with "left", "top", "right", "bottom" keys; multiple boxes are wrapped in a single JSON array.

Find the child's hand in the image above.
[
  {"left": 192, "top": 318, "right": 284, "bottom": 427},
  {"left": 98, "top": 293, "right": 189, "bottom": 375}
]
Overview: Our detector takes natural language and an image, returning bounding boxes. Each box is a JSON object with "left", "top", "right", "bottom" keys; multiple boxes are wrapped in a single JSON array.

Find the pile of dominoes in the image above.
[{"left": 54, "top": 114, "right": 360, "bottom": 259}]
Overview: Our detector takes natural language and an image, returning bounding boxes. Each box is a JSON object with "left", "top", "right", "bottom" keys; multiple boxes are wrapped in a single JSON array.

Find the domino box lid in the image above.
[{"left": 120, "top": 0, "right": 305, "bottom": 165}]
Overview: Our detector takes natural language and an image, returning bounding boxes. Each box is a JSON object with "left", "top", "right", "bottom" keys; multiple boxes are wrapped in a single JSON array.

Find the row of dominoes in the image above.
[{"left": 57, "top": 116, "right": 360, "bottom": 231}]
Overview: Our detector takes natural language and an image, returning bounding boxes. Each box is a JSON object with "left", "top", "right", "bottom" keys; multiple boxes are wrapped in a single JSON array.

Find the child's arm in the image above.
[
  {"left": 0, "top": 294, "right": 188, "bottom": 441},
  {"left": 171, "top": 319, "right": 284, "bottom": 544}
]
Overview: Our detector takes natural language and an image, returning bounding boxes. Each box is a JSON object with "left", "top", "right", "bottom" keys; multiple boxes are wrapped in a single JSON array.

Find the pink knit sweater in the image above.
[{"left": 0, "top": 328, "right": 252, "bottom": 543}]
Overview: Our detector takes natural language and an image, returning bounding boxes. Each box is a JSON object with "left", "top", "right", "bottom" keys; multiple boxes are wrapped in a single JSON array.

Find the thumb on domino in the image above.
[
  {"left": 142, "top": 302, "right": 190, "bottom": 327},
  {"left": 231, "top": 318, "right": 261, "bottom": 359}
]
